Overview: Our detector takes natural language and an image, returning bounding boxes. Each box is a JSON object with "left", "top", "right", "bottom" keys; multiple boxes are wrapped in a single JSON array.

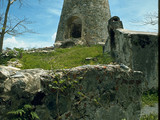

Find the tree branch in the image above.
[
  {"left": 10, "top": 0, "right": 17, "bottom": 5},
  {"left": 5, "top": 19, "right": 25, "bottom": 34},
  {"left": 130, "top": 12, "right": 158, "bottom": 26}
]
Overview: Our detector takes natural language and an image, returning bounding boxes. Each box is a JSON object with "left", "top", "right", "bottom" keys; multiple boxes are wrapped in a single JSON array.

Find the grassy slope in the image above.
[
  {"left": 1, "top": 45, "right": 158, "bottom": 119},
  {"left": 19, "top": 45, "right": 158, "bottom": 119},
  {"left": 20, "top": 45, "right": 113, "bottom": 70}
]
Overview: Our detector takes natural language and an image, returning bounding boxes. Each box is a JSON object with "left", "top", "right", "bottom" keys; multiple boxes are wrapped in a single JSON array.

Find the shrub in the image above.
[
  {"left": 142, "top": 89, "right": 158, "bottom": 107},
  {"left": 7, "top": 104, "right": 39, "bottom": 120}
]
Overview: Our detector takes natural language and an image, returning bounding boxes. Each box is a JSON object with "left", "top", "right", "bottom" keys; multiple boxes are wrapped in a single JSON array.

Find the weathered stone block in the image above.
[
  {"left": 0, "top": 65, "right": 144, "bottom": 120},
  {"left": 104, "top": 16, "right": 158, "bottom": 90}
]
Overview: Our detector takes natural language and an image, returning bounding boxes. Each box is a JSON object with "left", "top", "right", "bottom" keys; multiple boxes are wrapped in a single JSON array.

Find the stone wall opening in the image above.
[
  {"left": 66, "top": 16, "right": 82, "bottom": 39},
  {"left": 110, "top": 29, "right": 115, "bottom": 49}
]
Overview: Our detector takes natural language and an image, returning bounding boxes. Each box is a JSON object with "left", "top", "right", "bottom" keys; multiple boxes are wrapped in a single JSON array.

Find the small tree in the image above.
[
  {"left": 141, "top": 12, "right": 158, "bottom": 26},
  {"left": 0, "top": 0, "right": 34, "bottom": 53},
  {"left": 131, "top": 12, "right": 158, "bottom": 31}
]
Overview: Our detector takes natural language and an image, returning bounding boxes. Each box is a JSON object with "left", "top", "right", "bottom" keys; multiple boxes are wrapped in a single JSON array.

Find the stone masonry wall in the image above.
[
  {"left": 0, "top": 65, "right": 144, "bottom": 120},
  {"left": 104, "top": 19, "right": 158, "bottom": 90}
]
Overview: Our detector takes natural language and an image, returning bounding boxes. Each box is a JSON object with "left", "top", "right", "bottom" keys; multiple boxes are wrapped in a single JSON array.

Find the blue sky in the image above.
[{"left": 1, "top": 0, "right": 158, "bottom": 49}]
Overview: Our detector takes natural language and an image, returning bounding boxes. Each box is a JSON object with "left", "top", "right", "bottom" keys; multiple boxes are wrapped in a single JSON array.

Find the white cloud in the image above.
[
  {"left": 48, "top": 8, "right": 61, "bottom": 16},
  {"left": 3, "top": 36, "right": 55, "bottom": 50},
  {"left": 4, "top": 37, "right": 28, "bottom": 49}
]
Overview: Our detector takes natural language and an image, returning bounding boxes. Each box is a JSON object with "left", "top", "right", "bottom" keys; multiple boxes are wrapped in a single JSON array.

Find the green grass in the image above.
[
  {"left": 0, "top": 56, "right": 11, "bottom": 65},
  {"left": 140, "top": 113, "right": 158, "bottom": 120},
  {"left": 142, "top": 89, "right": 158, "bottom": 107},
  {"left": 19, "top": 45, "right": 113, "bottom": 70},
  {"left": 141, "top": 90, "right": 158, "bottom": 120}
]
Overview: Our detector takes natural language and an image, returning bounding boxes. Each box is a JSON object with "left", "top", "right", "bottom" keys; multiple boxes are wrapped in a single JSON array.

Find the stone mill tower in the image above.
[{"left": 55, "top": 0, "right": 111, "bottom": 47}]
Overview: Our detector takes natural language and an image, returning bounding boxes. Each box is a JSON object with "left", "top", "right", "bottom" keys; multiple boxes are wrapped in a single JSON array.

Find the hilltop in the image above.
[{"left": 0, "top": 45, "right": 158, "bottom": 120}]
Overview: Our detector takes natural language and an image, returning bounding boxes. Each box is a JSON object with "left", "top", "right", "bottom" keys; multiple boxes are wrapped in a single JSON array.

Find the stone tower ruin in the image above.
[{"left": 55, "top": 0, "right": 111, "bottom": 47}]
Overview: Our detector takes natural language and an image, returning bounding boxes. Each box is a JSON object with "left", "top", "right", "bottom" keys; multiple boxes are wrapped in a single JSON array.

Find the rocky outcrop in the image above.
[
  {"left": 0, "top": 65, "right": 144, "bottom": 120},
  {"left": 0, "top": 48, "right": 19, "bottom": 58},
  {"left": 25, "top": 46, "right": 54, "bottom": 53},
  {"left": 104, "top": 16, "right": 158, "bottom": 90},
  {"left": 54, "top": 40, "right": 76, "bottom": 48},
  {"left": 7, "top": 59, "right": 23, "bottom": 68},
  {"left": 0, "top": 48, "right": 22, "bottom": 65}
]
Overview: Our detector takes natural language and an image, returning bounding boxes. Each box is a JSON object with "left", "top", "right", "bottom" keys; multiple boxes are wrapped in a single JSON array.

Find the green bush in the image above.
[
  {"left": 142, "top": 89, "right": 158, "bottom": 107},
  {"left": 13, "top": 47, "right": 24, "bottom": 58},
  {"left": 0, "top": 47, "right": 24, "bottom": 65},
  {"left": 7, "top": 104, "right": 39, "bottom": 120}
]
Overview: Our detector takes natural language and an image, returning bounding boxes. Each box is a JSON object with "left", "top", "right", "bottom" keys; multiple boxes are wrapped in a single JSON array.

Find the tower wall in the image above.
[{"left": 55, "top": 0, "right": 111, "bottom": 46}]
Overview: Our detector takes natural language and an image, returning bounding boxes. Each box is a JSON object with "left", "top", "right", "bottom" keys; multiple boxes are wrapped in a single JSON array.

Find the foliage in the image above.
[
  {"left": 49, "top": 72, "right": 80, "bottom": 120},
  {"left": 77, "top": 91, "right": 101, "bottom": 106},
  {"left": 49, "top": 70, "right": 104, "bottom": 119},
  {"left": 142, "top": 89, "right": 158, "bottom": 107},
  {"left": 122, "top": 113, "right": 158, "bottom": 120},
  {"left": 49, "top": 73, "right": 79, "bottom": 92},
  {"left": 7, "top": 104, "right": 39, "bottom": 120},
  {"left": 140, "top": 113, "right": 158, "bottom": 120},
  {"left": 13, "top": 48, "right": 24, "bottom": 58},
  {"left": 20, "top": 45, "right": 113, "bottom": 70},
  {"left": 141, "top": 89, "right": 158, "bottom": 120},
  {"left": 0, "top": 47, "right": 24, "bottom": 65},
  {"left": 0, "top": 0, "right": 36, "bottom": 53}
]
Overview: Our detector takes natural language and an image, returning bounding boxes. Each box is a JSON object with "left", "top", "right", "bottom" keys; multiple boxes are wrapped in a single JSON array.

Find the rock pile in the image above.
[
  {"left": 25, "top": 46, "right": 54, "bottom": 53},
  {"left": 0, "top": 48, "right": 20, "bottom": 59}
]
